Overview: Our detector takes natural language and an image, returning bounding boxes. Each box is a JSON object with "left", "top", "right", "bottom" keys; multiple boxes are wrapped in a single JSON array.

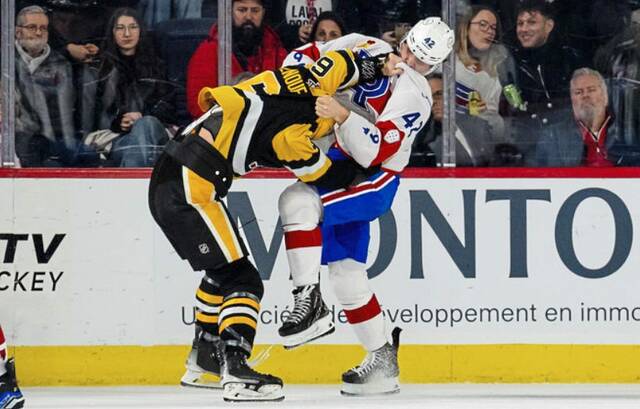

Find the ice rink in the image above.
[{"left": 22, "top": 384, "right": 640, "bottom": 409}]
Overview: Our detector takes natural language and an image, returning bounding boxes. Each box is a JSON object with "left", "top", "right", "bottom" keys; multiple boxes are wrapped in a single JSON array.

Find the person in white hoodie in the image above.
[
  {"left": 277, "top": 19, "right": 454, "bottom": 395},
  {"left": 453, "top": 6, "right": 516, "bottom": 149}
]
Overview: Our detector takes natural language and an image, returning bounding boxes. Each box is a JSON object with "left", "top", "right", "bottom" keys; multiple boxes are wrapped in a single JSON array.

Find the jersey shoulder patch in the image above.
[{"left": 383, "top": 129, "right": 401, "bottom": 144}]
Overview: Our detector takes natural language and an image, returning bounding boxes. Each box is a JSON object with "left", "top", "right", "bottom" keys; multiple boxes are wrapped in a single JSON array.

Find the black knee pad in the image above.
[{"left": 205, "top": 257, "right": 264, "bottom": 300}]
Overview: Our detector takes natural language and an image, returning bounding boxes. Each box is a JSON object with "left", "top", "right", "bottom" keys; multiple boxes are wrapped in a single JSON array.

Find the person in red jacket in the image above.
[{"left": 186, "top": 0, "right": 288, "bottom": 118}]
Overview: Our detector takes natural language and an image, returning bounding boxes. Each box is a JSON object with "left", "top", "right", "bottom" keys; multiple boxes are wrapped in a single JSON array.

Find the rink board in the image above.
[{"left": 1, "top": 169, "right": 640, "bottom": 384}]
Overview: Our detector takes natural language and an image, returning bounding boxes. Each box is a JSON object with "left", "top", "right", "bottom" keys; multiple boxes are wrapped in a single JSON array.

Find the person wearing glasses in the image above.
[
  {"left": 14, "top": 5, "right": 82, "bottom": 167},
  {"left": 81, "top": 7, "right": 176, "bottom": 167},
  {"left": 453, "top": 5, "right": 516, "bottom": 166},
  {"left": 510, "top": 0, "right": 586, "bottom": 165}
]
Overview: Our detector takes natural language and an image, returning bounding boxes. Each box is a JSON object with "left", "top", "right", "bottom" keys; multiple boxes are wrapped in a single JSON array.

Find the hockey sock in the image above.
[
  {"left": 195, "top": 276, "right": 222, "bottom": 336},
  {"left": 329, "top": 259, "right": 388, "bottom": 351},
  {"left": 0, "top": 325, "right": 6, "bottom": 375},
  {"left": 206, "top": 258, "right": 263, "bottom": 355},
  {"left": 344, "top": 294, "right": 387, "bottom": 351},
  {"left": 218, "top": 292, "right": 260, "bottom": 354},
  {"left": 284, "top": 227, "right": 322, "bottom": 287}
]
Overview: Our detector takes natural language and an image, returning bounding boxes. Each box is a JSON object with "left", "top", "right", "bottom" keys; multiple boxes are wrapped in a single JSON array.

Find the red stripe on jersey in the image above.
[
  {"left": 284, "top": 227, "right": 322, "bottom": 249},
  {"left": 371, "top": 121, "right": 405, "bottom": 166},
  {"left": 299, "top": 42, "right": 321, "bottom": 62},
  {"left": 320, "top": 171, "right": 395, "bottom": 205},
  {"left": 367, "top": 89, "right": 392, "bottom": 116},
  {"left": 344, "top": 295, "right": 382, "bottom": 324},
  {"left": 0, "top": 324, "right": 5, "bottom": 360},
  {"left": 455, "top": 95, "right": 468, "bottom": 107}
]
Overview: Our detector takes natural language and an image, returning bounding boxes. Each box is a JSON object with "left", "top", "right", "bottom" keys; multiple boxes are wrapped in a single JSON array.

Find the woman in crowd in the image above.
[
  {"left": 309, "top": 11, "right": 346, "bottom": 42},
  {"left": 453, "top": 5, "right": 516, "bottom": 165},
  {"left": 269, "top": 0, "right": 384, "bottom": 50},
  {"left": 84, "top": 7, "right": 175, "bottom": 167}
]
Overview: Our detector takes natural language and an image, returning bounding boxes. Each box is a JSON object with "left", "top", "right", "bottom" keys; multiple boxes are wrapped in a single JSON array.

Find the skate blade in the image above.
[
  {"left": 282, "top": 315, "right": 335, "bottom": 350},
  {"left": 340, "top": 377, "right": 400, "bottom": 396},
  {"left": 180, "top": 369, "right": 222, "bottom": 390},
  {"left": 222, "top": 382, "right": 285, "bottom": 402}
]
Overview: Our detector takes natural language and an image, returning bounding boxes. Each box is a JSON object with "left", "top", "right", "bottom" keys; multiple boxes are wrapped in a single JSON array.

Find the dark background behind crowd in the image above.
[{"left": 4, "top": 0, "right": 640, "bottom": 168}]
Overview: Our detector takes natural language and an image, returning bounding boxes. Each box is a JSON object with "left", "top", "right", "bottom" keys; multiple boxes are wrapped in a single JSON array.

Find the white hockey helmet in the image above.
[{"left": 403, "top": 17, "right": 455, "bottom": 68}]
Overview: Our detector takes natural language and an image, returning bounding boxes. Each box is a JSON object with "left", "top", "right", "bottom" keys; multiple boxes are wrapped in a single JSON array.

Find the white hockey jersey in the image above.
[
  {"left": 282, "top": 33, "right": 393, "bottom": 67},
  {"left": 283, "top": 34, "right": 432, "bottom": 172}
]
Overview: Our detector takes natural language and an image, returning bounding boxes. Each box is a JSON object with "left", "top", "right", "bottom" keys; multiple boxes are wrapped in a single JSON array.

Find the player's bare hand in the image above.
[
  {"left": 383, "top": 54, "right": 404, "bottom": 76},
  {"left": 315, "top": 96, "right": 349, "bottom": 124}
]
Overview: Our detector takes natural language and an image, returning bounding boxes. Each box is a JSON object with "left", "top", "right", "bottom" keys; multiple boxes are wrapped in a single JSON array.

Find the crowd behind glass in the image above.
[{"left": 2, "top": 0, "right": 640, "bottom": 168}]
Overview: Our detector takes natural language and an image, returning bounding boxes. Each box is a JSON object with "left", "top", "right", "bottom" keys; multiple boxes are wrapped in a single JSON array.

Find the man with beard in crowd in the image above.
[
  {"left": 533, "top": 68, "right": 639, "bottom": 166},
  {"left": 186, "top": 0, "right": 288, "bottom": 118}
]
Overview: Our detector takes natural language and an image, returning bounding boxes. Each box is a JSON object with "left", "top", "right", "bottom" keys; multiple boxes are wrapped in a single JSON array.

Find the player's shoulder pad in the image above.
[{"left": 352, "top": 37, "right": 394, "bottom": 58}]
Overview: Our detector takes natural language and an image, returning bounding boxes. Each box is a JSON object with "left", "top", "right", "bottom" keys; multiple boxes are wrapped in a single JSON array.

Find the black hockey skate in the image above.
[
  {"left": 341, "top": 327, "right": 402, "bottom": 396},
  {"left": 278, "top": 283, "right": 335, "bottom": 349},
  {"left": 0, "top": 358, "right": 25, "bottom": 409},
  {"left": 180, "top": 330, "right": 222, "bottom": 389},
  {"left": 218, "top": 346, "right": 284, "bottom": 402}
]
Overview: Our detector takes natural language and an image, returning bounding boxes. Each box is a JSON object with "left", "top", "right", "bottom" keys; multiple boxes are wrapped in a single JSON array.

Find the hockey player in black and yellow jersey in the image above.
[
  {"left": 148, "top": 49, "right": 399, "bottom": 402},
  {"left": 189, "top": 49, "right": 386, "bottom": 188}
]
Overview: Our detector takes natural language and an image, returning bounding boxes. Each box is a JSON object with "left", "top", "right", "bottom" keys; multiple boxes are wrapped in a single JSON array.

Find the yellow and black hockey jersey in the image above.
[{"left": 193, "top": 49, "right": 373, "bottom": 187}]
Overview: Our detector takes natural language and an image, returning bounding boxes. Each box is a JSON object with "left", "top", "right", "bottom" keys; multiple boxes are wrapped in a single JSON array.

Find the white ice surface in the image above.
[{"left": 22, "top": 384, "right": 640, "bottom": 409}]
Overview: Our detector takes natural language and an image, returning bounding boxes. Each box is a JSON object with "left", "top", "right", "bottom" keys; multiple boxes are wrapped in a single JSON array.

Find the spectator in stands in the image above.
[
  {"left": 83, "top": 7, "right": 175, "bottom": 167},
  {"left": 18, "top": 0, "right": 140, "bottom": 65},
  {"left": 310, "top": 11, "right": 345, "bottom": 42},
  {"left": 454, "top": 6, "right": 515, "bottom": 147},
  {"left": 269, "top": 0, "right": 384, "bottom": 50},
  {"left": 510, "top": 0, "right": 586, "bottom": 163},
  {"left": 534, "top": 68, "right": 639, "bottom": 167},
  {"left": 410, "top": 73, "right": 442, "bottom": 167},
  {"left": 416, "top": 72, "right": 495, "bottom": 167},
  {"left": 430, "top": 86, "right": 496, "bottom": 167},
  {"left": 186, "top": 0, "right": 288, "bottom": 118},
  {"left": 14, "top": 5, "right": 86, "bottom": 167}
]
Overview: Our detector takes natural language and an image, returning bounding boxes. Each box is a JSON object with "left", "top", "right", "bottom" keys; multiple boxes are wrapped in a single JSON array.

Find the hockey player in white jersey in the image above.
[{"left": 277, "top": 18, "right": 454, "bottom": 395}]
